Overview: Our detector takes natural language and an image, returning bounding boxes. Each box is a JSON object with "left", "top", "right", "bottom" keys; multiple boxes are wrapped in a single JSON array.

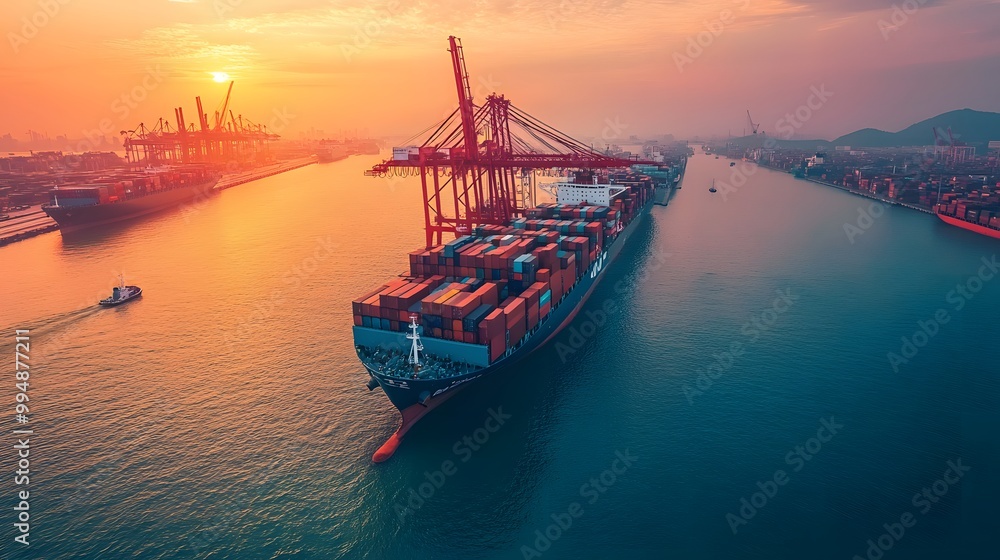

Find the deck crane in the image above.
[
  {"left": 367, "top": 36, "right": 651, "bottom": 248},
  {"left": 746, "top": 110, "right": 760, "bottom": 135}
]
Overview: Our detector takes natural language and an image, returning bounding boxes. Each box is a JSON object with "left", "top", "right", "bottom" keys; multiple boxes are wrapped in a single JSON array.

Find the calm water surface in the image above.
[{"left": 1, "top": 153, "right": 996, "bottom": 559}]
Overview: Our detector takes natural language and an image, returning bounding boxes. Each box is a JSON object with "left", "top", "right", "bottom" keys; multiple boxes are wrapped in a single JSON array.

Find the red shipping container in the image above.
[
  {"left": 353, "top": 285, "right": 387, "bottom": 315},
  {"left": 403, "top": 283, "right": 433, "bottom": 306},
  {"left": 526, "top": 282, "right": 547, "bottom": 306},
  {"left": 429, "top": 247, "right": 444, "bottom": 265},
  {"left": 353, "top": 315, "right": 363, "bottom": 326},
  {"left": 383, "top": 282, "right": 430, "bottom": 310},
  {"left": 526, "top": 302, "right": 539, "bottom": 330},
  {"left": 537, "top": 269, "right": 551, "bottom": 282},
  {"left": 355, "top": 292, "right": 377, "bottom": 316},
  {"left": 478, "top": 308, "right": 505, "bottom": 342},
  {"left": 443, "top": 291, "right": 482, "bottom": 319},
  {"left": 378, "top": 280, "right": 412, "bottom": 308},
  {"left": 508, "top": 316, "right": 526, "bottom": 344},
  {"left": 490, "top": 336, "right": 506, "bottom": 362},
  {"left": 426, "top": 274, "right": 445, "bottom": 285},
  {"left": 472, "top": 282, "right": 500, "bottom": 307},
  {"left": 464, "top": 332, "right": 475, "bottom": 344},
  {"left": 540, "top": 243, "right": 559, "bottom": 269},
  {"left": 550, "top": 271, "right": 563, "bottom": 302},
  {"left": 503, "top": 298, "right": 526, "bottom": 331}
]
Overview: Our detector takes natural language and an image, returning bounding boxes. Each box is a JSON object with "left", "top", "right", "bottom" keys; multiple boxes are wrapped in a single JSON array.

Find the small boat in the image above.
[
  {"left": 99, "top": 274, "right": 142, "bottom": 307},
  {"left": 709, "top": 179, "right": 717, "bottom": 193},
  {"left": 730, "top": 162, "right": 736, "bottom": 167}
]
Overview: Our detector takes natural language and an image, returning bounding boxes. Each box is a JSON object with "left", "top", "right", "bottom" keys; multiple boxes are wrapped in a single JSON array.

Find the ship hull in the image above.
[
  {"left": 360, "top": 197, "right": 654, "bottom": 460},
  {"left": 42, "top": 179, "right": 219, "bottom": 233},
  {"left": 937, "top": 213, "right": 1000, "bottom": 240}
]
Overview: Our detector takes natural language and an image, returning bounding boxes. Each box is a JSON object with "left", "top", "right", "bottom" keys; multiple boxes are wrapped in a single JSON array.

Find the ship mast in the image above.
[{"left": 406, "top": 315, "right": 423, "bottom": 375}]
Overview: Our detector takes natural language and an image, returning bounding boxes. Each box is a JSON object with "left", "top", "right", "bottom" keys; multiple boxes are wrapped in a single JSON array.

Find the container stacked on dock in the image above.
[{"left": 352, "top": 177, "right": 653, "bottom": 367}]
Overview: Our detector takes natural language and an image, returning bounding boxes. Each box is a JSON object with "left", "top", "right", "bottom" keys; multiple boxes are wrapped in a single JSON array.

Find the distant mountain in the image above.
[
  {"left": 718, "top": 109, "right": 1000, "bottom": 151},
  {"left": 830, "top": 109, "right": 1000, "bottom": 148}
]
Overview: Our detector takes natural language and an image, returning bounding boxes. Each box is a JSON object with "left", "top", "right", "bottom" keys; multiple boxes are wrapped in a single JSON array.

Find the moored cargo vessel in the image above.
[
  {"left": 935, "top": 192, "right": 1000, "bottom": 239},
  {"left": 351, "top": 35, "right": 675, "bottom": 461},
  {"left": 42, "top": 165, "right": 220, "bottom": 233},
  {"left": 354, "top": 174, "right": 657, "bottom": 461}
]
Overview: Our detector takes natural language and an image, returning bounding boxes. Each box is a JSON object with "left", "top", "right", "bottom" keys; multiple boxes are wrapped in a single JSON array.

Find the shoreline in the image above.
[{"left": 754, "top": 161, "right": 934, "bottom": 215}]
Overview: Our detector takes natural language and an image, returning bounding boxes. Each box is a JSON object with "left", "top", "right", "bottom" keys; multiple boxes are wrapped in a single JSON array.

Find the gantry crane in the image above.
[
  {"left": 121, "top": 82, "right": 278, "bottom": 166},
  {"left": 367, "top": 36, "right": 650, "bottom": 248}
]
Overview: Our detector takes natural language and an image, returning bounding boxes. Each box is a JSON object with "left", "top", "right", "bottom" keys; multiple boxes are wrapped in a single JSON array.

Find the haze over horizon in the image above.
[{"left": 2, "top": 0, "right": 999, "bottom": 143}]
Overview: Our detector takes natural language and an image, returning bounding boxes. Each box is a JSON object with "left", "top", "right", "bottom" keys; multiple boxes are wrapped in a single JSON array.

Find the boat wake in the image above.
[{"left": 22, "top": 306, "right": 103, "bottom": 336}]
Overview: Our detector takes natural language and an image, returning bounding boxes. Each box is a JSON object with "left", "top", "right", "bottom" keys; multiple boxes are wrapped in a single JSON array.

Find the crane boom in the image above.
[
  {"left": 449, "top": 36, "right": 478, "bottom": 161},
  {"left": 746, "top": 110, "right": 760, "bottom": 135},
  {"left": 216, "top": 81, "right": 235, "bottom": 131}
]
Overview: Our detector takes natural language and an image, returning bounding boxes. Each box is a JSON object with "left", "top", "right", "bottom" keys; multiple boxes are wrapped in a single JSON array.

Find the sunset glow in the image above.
[
  {"left": 2, "top": 0, "right": 998, "bottom": 143},
  {"left": 2, "top": 1, "right": 999, "bottom": 558}
]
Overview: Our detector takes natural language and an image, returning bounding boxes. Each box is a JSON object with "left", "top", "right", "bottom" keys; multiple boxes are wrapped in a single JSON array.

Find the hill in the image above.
[
  {"left": 831, "top": 109, "right": 1000, "bottom": 148},
  {"left": 718, "top": 109, "right": 1000, "bottom": 150}
]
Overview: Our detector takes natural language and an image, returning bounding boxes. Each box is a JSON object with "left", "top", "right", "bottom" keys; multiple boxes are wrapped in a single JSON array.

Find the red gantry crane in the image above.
[
  {"left": 367, "top": 36, "right": 648, "bottom": 248},
  {"left": 121, "top": 81, "right": 279, "bottom": 167}
]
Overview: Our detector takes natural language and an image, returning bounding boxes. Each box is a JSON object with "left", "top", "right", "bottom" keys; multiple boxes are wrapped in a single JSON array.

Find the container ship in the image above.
[
  {"left": 353, "top": 171, "right": 655, "bottom": 461},
  {"left": 935, "top": 192, "right": 1000, "bottom": 239},
  {"left": 42, "top": 165, "right": 220, "bottom": 233}
]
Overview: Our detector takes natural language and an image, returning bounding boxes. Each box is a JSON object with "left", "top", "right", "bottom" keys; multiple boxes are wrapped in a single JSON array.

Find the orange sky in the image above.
[{"left": 2, "top": 0, "right": 999, "bottom": 144}]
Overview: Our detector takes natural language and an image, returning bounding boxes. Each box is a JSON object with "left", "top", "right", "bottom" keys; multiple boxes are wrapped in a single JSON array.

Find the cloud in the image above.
[{"left": 783, "top": 0, "right": 948, "bottom": 13}]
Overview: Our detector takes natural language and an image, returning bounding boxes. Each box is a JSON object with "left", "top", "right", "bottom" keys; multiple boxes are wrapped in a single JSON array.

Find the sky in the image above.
[{"left": 1, "top": 0, "right": 999, "bottom": 145}]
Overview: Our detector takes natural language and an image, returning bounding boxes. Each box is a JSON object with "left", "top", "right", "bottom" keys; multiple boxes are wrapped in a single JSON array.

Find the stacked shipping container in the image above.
[
  {"left": 937, "top": 191, "right": 1000, "bottom": 231},
  {"left": 353, "top": 178, "right": 654, "bottom": 365}
]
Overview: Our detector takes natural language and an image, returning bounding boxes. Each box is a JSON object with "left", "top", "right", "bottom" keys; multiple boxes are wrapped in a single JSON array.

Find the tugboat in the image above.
[
  {"left": 99, "top": 274, "right": 142, "bottom": 307},
  {"left": 709, "top": 179, "right": 717, "bottom": 193}
]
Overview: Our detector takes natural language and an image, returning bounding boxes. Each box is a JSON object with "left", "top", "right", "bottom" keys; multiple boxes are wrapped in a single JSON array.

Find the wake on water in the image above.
[{"left": 5, "top": 306, "right": 104, "bottom": 337}]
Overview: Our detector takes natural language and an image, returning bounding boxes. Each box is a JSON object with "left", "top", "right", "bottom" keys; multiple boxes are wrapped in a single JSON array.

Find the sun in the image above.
[{"left": 211, "top": 72, "right": 230, "bottom": 83}]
